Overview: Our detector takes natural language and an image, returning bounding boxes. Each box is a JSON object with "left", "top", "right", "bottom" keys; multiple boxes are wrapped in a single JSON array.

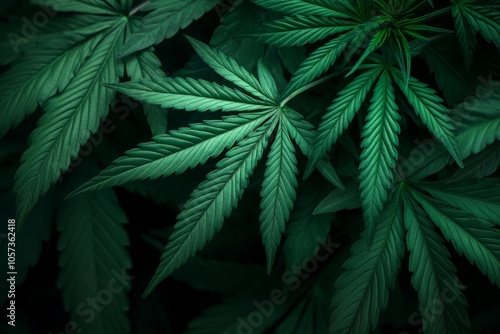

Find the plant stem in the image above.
[
  {"left": 129, "top": 0, "right": 150, "bottom": 16},
  {"left": 279, "top": 72, "right": 337, "bottom": 108}
]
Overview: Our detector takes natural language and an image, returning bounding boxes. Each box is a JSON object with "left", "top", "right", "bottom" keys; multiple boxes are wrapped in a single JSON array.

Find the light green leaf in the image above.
[
  {"left": 0, "top": 35, "right": 101, "bottom": 138},
  {"left": 186, "top": 36, "right": 276, "bottom": 102},
  {"left": 282, "top": 107, "right": 344, "bottom": 188},
  {"left": 281, "top": 33, "right": 352, "bottom": 99},
  {"left": 0, "top": 14, "right": 115, "bottom": 65},
  {"left": 251, "top": 0, "right": 353, "bottom": 18},
  {"left": 144, "top": 117, "right": 277, "bottom": 296},
  {"left": 453, "top": 81, "right": 500, "bottom": 158},
  {"left": 257, "top": 58, "right": 279, "bottom": 100},
  {"left": 106, "top": 77, "right": 274, "bottom": 112},
  {"left": 69, "top": 113, "right": 271, "bottom": 196},
  {"left": 252, "top": 16, "right": 354, "bottom": 47},
  {"left": 462, "top": 4, "right": 500, "bottom": 49},
  {"left": 304, "top": 66, "right": 383, "bottom": 178},
  {"left": 260, "top": 116, "right": 298, "bottom": 273},
  {"left": 405, "top": 80, "right": 500, "bottom": 180},
  {"left": 346, "top": 29, "right": 390, "bottom": 76},
  {"left": 359, "top": 69, "right": 400, "bottom": 244},
  {"left": 14, "top": 21, "right": 126, "bottom": 223}
]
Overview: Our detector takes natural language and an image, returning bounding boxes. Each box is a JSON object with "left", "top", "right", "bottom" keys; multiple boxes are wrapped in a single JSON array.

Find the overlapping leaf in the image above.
[
  {"left": 415, "top": 179, "right": 500, "bottom": 225},
  {"left": 461, "top": 4, "right": 500, "bottom": 49},
  {"left": 120, "top": 0, "right": 221, "bottom": 56},
  {"left": 405, "top": 80, "right": 500, "bottom": 180},
  {"left": 411, "top": 191, "right": 500, "bottom": 287},
  {"left": 403, "top": 192, "right": 470, "bottom": 334},
  {"left": 421, "top": 39, "right": 473, "bottom": 105},
  {"left": 305, "top": 65, "right": 383, "bottom": 177},
  {"left": 126, "top": 48, "right": 169, "bottom": 136},
  {"left": 0, "top": 17, "right": 115, "bottom": 138},
  {"left": 144, "top": 118, "right": 277, "bottom": 296},
  {"left": 69, "top": 113, "right": 271, "bottom": 195},
  {"left": 282, "top": 107, "right": 343, "bottom": 188},
  {"left": 313, "top": 183, "right": 361, "bottom": 215},
  {"left": 186, "top": 36, "right": 277, "bottom": 102},
  {"left": 14, "top": 19, "right": 127, "bottom": 223},
  {"left": 31, "top": 0, "right": 127, "bottom": 15},
  {"left": 330, "top": 191, "right": 405, "bottom": 334},
  {"left": 392, "top": 68, "right": 463, "bottom": 167},
  {"left": 276, "top": 289, "right": 329, "bottom": 334},
  {"left": 281, "top": 25, "right": 379, "bottom": 99},
  {"left": 284, "top": 183, "right": 333, "bottom": 270},
  {"left": 57, "top": 164, "right": 131, "bottom": 334},
  {"left": 452, "top": 4, "right": 477, "bottom": 69}
]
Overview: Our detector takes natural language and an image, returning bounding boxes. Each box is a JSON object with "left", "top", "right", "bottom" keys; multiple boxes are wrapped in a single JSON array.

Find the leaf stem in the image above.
[
  {"left": 130, "top": 0, "right": 150, "bottom": 16},
  {"left": 279, "top": 72, "right": 337, "bottom": 108}
]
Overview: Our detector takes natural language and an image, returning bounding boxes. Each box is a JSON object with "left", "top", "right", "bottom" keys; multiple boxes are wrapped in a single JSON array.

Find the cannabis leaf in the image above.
[
  {"left": 304, "top": 65, "right": 383, "bottom": 179},
  {"left": 1, "top": 1, "right": 499, "bottom": 332},
  {"left": 392, "top": 68, "right": 463, "bottom": 167},
  {"left": 330, "top": 190, "right": 405, "bottom": 334},
  {"left": 414, "top": 179, "right": 500, "bottom": 225},
  {"left": 144, "top": 118, "right": 276, "bottom": 295},
  {"left": 358, "top": 68, "right": 400, "bottom": 244},
  {"left": 0, "top": 18, "right": 114, "bottom": 138},
  {"left": 313, "top": 183, "right": 361, "bottom": 215},
  {"left": 276, "top": 288, "right": 329, "bottom": 334},
  {"left": 410, "top": 191, "right": 500, "bottom": 288},
  {"left": 57, "top": 163, "right": 131, "bottom": 334},
  {"left": 405, "top": 80, "right": 500, "bottom": 180},
  {"left": 303, "top": 63, "right": 415, "bottom": 243},
  {"left": 14, "top": 18, "right": 127, "bottom": 224},
  {"left": 120, "top": 0, "right": 221, "bottom": 57},
  {"left": 421, "top": 38, "right": 473, "bottom": 105},
  {"left": 284, "top": 183, "right": 332, "bottom": 271},
  {"left": 403, "top": 190, "right": 470, "bottom": 334},
  {"left": 69, "top": 38, "right": 334, "bottom": 295},
  {"left": 251, "top": 0, "right": 451, "bottom": 99},
  {"left": 32, "top": 0, "right": 130, "bottom": 15},
  {"left": 260, "top": 116, "right": 298, "bottom": 273},
  {"left": 125, "top": 48, "right": 169, "bottom": 136}
]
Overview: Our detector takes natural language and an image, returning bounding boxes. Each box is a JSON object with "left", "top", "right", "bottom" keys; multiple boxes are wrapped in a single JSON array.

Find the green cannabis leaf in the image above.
[
  {"left": 71, "top": 37, "right": 341, "bottom": 295},
  {"left": 1, "top": 0, "right": 499, "bottom": 332}
]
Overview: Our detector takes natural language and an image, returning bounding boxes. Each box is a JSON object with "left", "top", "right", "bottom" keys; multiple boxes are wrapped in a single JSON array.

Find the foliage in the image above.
[{"left": 0, "top": 0, "right": 499, "bottom": 333}]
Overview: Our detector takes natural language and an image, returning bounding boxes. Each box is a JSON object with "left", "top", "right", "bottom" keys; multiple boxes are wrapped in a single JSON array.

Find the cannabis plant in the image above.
[{"left": 1, "top": 0, "right": 500, "bottom": 333}]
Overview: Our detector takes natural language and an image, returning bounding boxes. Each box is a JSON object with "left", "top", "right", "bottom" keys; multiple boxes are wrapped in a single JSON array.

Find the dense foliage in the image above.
[{"left": 1, "top": 0, "right": 500, "bottom": 333}]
